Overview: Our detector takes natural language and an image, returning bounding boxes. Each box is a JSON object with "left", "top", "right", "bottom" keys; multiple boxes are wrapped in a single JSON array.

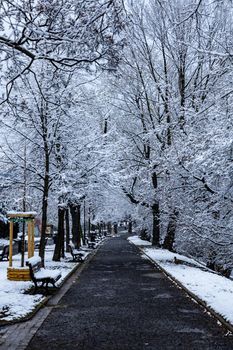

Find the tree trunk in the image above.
[
  {"left": 151, "top": 168, "right": 160, "bottom": 246},
  {"left": 65, "top": 208, "right": 70, "bottom": 252},
  {"left": 113, "top": 223, "right": 118, "bottom": 234},
  {"left": 163, "top": 209, "right": 179, "bottom": 251},
  {"left": 39, "top": 103, "right": 50, "bottom": 267},
  {"left": 53, "top": 206, "right": 65, "bottom": 261},
  {"left": 128, "top": 217, "right": 132, "bottom": 234},
  {"left": 107, "top": 222, "right": 111, "bottom": 234},
  {"left": 70, "top": 203, "right": 82, "bottom": 248},
  {"left": 151, "top": 202, "right": 160, "bottom": 246},
  {"left": 39, "top": 173, "right": 49, "bottom": 266},
  {"left": 83, "top": 200, "right": 86, "bottom": 245},
  {"left": 77, "top": 205, "right": 82, "bottom": 247},
  {"left": 61, "top": 217, "right": 65, "bottom": 258},
  {"left": 21, "top": 144, "right": 27, "bottom": 267},
  {"left": 88, "top": 209, "right": 91, "bottom": 241},
  {"left": 98, "top": 223, "right": 101, "bottom": 236}
]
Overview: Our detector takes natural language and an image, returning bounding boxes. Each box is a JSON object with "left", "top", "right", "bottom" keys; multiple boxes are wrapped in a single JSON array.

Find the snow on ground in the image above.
[
  {"left": 0, "top": 239, "right": 9, "bottom": 247},
  {"left": 128, "top": 235, "right": 152, "bottom": 247},
  {"left": 129, "top": 235, "right": 233, "bottom": 325},
  {"left": 0, "top": 245, "right": 88, "bottom": 322}
]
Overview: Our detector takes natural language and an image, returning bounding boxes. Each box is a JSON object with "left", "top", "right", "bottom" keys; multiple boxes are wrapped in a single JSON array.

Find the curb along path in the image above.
[
  {"left": 134, "top": 243, "right": 233, "bottom": 335},
  {"left": 25, "top": 233, "right": 233, "bottom": 350}
]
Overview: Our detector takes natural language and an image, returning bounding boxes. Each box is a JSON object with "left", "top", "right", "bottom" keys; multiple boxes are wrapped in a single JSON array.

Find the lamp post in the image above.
[
  {"left": 88, "top": 206, "right": 91, "bottom": 241},
  {"left": 83, "top": 200, "right": 86, "bottom": 245}
]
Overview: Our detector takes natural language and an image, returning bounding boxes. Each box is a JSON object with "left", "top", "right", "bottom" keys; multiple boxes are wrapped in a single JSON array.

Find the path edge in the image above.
[{"left": 131, "top": 242, "right": 233, "bottom": 334}]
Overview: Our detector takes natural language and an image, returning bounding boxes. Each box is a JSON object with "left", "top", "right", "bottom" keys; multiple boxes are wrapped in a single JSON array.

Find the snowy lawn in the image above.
[
  {"left": 128, "top": 235, "right": 233, "bottom": 325},
  {"left": 0, "top": 245, "right": 89, "bottom": 322},
  {"left": 128, "top": 235, "right": 152, "bottom": 247},
  {"left": 0, "top": 239, "right": 9, "bottom": 247}
]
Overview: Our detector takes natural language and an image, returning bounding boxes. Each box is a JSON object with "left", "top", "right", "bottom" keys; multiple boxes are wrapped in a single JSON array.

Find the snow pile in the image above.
[
  {"left": 34, "top": 269, "right": 61, "bottom": 280},
  {"left": 129, "top": 235, "right": 233, "bottom": 325},
  {"left": 0, "top": 256, "right": 44, "bottom": 321},
  {"left": 26, "top": 256, "right": 42, "bottom": 266},
  {"left": 0, "top": 239, "right": 9, "bottom": 247}
]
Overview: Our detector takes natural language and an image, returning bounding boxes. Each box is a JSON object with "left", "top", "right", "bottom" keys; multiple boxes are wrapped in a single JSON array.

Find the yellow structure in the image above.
[{"left": 7, "top": 212, "right": 36, "bottom": 281}]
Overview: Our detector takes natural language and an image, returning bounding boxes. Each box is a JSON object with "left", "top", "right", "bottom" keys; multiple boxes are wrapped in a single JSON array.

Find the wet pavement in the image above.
[{"left": 26, "top": 233, "right": 233, "bottom": 350}]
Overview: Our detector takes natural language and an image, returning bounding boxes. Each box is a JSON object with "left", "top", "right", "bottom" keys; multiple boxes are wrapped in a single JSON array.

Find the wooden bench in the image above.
[
  {"left": 88, "top": 241, "right": 96, "bottom": 249},
  {"left": 26, "top": 256, "right": 61, "bottom": 294},
  {"left": 68, "top": 243, "right": 85, "bottom": 262},
  {"left": 0, "top": 245, "right": 9, "bottom": 261},
  {"left": 88, "top": 242, "right": 96, "bottom": 249}
]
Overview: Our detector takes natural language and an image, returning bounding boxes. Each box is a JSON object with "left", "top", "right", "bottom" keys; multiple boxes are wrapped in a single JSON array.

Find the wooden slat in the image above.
[{"left": 7, "top": 267, "right": 31, "bottom": 281}]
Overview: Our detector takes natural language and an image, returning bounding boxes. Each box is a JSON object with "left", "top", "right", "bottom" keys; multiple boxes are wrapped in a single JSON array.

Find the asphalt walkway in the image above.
[{"left": 26, "top": 233, "right": 233, "bottom": 350}]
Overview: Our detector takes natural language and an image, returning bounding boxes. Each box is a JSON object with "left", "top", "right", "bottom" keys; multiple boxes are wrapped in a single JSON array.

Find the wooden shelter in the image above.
[{"left": 7, "top": 212, "right": 36, "bottom": 281}]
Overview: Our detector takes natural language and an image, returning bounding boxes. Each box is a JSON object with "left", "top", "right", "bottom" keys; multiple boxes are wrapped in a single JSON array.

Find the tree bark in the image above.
[
  {"left": 65, "top": 208, "right": 70, "bottom": 252},
  {"left": 113, "top": 223, "right": 118, "bottom": 234},
  {"left": 83, "top": 200, "right": 86, "bottom": 245},
  {"left": 53, "top": 206, "right": 65, "bottom": 261},
  {"left": 128, "top": 217, "right": 132, "bottom": 234},
  {"left": 151, "top": 169, "right": 160, "bottom": 246},
  {"left": 107, "top": 222, "right": 111, "bottom": 234},
  {"left": 70, "top": 203, "right": 82, "bottom": 248},
  {"left": 88, "top": 209, "right": 91, "bottom": 240},
  {"left": 39, "top": 173, "right": 49, "bottom": 266},
  {"left": 163, "top": 209, "right": 179, "bottom": 251},
  {"left": 151, "top": 202, "right": 160, "bottom": 246},
  {"left": 39, "top": 104, "right": 50, "bottom": 267}
]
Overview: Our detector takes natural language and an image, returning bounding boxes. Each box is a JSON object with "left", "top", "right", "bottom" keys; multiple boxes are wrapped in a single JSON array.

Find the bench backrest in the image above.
[
  {"left": 69, "top": 242, "right": 75, "bottom": 252},
  {"left": 26, "top": 256, "right": 42, "bottom": 280}
]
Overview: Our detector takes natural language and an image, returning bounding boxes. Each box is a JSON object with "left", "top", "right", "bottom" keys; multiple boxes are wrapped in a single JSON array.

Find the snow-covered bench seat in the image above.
[
  {"left": 87, "top": 240, "right": 96, "bottom": 249},
  {"left": 68, "top": 243, "right": 85, "bottom": 262},
  {"left": 26, "top": 256, "right": 61, "bottom": 294}
]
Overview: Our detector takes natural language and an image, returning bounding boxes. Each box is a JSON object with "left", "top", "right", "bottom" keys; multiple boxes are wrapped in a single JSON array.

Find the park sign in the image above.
[{"left": 7, "top": 211, "right": 37, "bottom": 222}]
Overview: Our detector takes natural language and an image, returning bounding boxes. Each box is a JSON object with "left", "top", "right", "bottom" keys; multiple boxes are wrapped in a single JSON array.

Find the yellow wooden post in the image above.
[
  {"left": 31, "top": 220, "right": 35, "bottom": 257},
  {"left": 9, "top": 221, "right": 14, "bottom": 267}
]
